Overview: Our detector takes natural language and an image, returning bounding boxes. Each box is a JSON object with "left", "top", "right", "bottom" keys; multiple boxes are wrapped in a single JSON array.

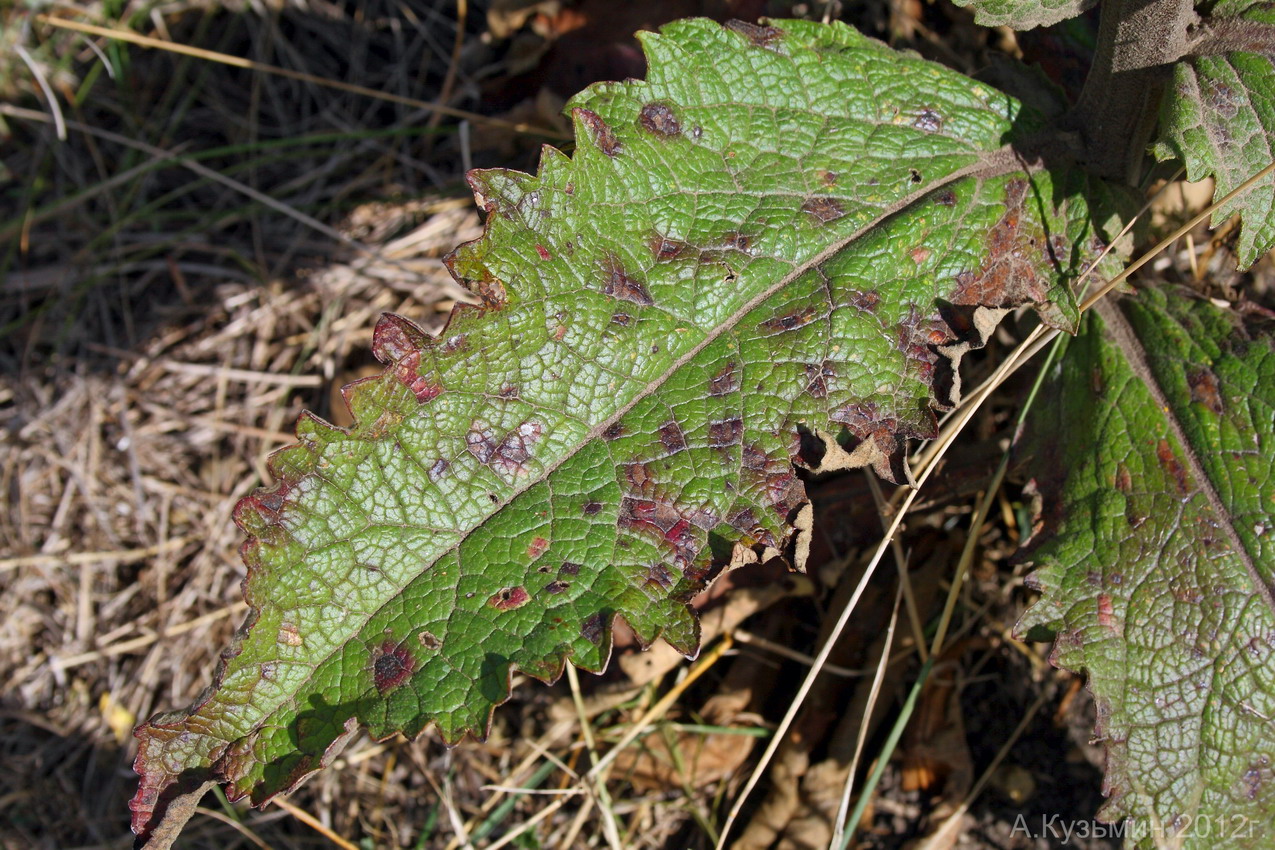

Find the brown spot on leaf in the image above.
[
  {"left": 912, "top": 108, "right": 943, "bottom": 133},
  {"left": 527, "top": 536, "right": 550, "bottom": 560},
  {"left": 639, "top": 102, "right": 682, "bottom": 137},
  {"left": 708, "top": 417, "right": 744, "bottom": 447},
  {"left": 802, "top": 196, "right": 846, "bottom": 224},
  {"left": 804, "top": 361, "right": 835, "bottom": 398},
  {"left": 559, "top": 561, "right": 582, "bottom": 576},
  {"left": 472, "top": 278, "right": 508, "bottom": 310},
  {"left": 441, "top": 333, "right": 468, "bottom": 355},
  {"left": 727, "top": 507, "right": 779, "bottom": 551},
  {"left": 909, "top": 169, "right": 922, "bottom": 183},
  {"left": 618, "top": 490, "right": 718, "bottom": 574},
  {"left": 1188, "top": 368, "right": 1224, "bottom": 413},
  {"left": 603, "top": 256, "right": 653, "bottom": 306},
  {"left": 1157, "top": 439, "right": 1191, "bottom": 496},
  {"left": 951, "top": 178, "right": 1055, "bottom": 309},
  {"left": 545, "top": 580, "right": 570, "bottom": 594},
  {"left": 492, "top": 421, "right": 544, "bottom": 477},
  {"left": 934, "top": 189, "right": 957, "bottom": 206},
  {"left": 659, "top": 420, "right": 687, "bottom": 453},
  {"left": 759, "top": 306, "right": 819, "bottom": 334},
  {"left": 817, "top": 170, "right": 838, "bottom": 187},
  {"left": 726, "top": 19, "right": 781, "bottom": 48},
  {"left": 576, "top": 108, "right": 620, "bottom": 156},
  {"left": 466, "top": 422, "right": 498, "bottom": 464},
  {"left": 623, "top": 461, "right": 654, "bottom": 490},
  {"left": 849, "top": 290, "right": 881, "bottom": 313},
  {"left": 417, "top": 631, "right": 441, "bottom": 650},
  {"left": 1114, "top": 464, "right": 1131, "bottom": 492},
  {"left": 710, "top": 362, "right": 740, "bottom": 396},
  {"left": 277, "top": 623, "right": 303, "bottom": 647},
  {"left": 895, "top": 307, "right": 943, "bottom": 382},
  {"left": 372, "top": 641, "right": 415, "bottom": 694},
  {"left": 581, "top": 612, "right": 606, "bottom": 644},
  {"left": 651, "top": 234, "right": 688, "bottom": 261},
  {"left": 499, "top": 384, "right": 520, "bottom": 398},
  {"left": 583, "top": 500, "right": 603, "bottom": 515},
  {"left": 740, "top": 443, "right": 806, "bottom": 517},
  {"left": 611, "top": 312, "right": 632, "bottom": 326},
  {"left": 603, "top": 422, "right": 625, "bottom": 441},
  {"left": 489, "top": 586, "right": 530, "bottom": 611}
]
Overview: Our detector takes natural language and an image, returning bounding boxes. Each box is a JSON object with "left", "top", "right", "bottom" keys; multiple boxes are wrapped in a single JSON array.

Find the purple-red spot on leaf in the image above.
[
  {"left": 545, "top": 580, "right": 570, "bottom": 594},
  {"left": 371, "top": 313, "right": 428, "bottom": 363},
  {"left": 527, "top": 536, "right": 550, "bottom": 560},
  {"left": 741, "top": 443, "right": 806, "bottom": 517},
  {"left": 639, "top": 102, "right": 682, "bottom": 138},
  {"left": 581, "top": 613, "right": 606, "bottom": 644},
  {"left": 393, "top": 350, "right": 443, "bottom": 404},
  {"left": 583, "top": 501, "right": 603, "bottom": 515},
  {"left": 372, "top": 641, "right": 415, "bottom": 695},
  {"left": 802, "top": 196, "right": 846, "bottom": 224},
  {"left": 603, "top": 256, "right": 654, "bottom": 306},
  {"left": 934, "top": 189, "right": 957, "bottom": 206},
  {"left": 576, "top": 108, "right": 621, "bottom": 156},
  {"left": 651, "top": 234, "right": 688, "bottom": 261},
  {"left": 469, "top": 421, "right": 543, "bottom": 476},
  {"left": 466, "top": 422, "right": 498, "bottom": 464},
  {"left": 912, "top": 108, "right": 943, "bottom": 133},
  {"left": 535, "top": 244, "right": 552, "bottom": 261},
  {"left": 659, "top": 420, "right": 688, "bottom": 453},
  {"left": 643, "top": 562, "right": 675, "bottom": 591},
  {"left": 559, "top": 561, "right": 582, "bottom": 576},
  {"left": 489, "top": 586, "right": 530, "bottom": 611},
  {"left": 708, "top": 417, "right": 744, "bottom": 447},
  {"left": 429, "top": 459, "right": 449, "bottom": 480},
  {"left": 618, "top": 492, "right": 718, "bottom": 573},
  {"left": 804, "top": 361, "right": 835, "bottom": 398}
]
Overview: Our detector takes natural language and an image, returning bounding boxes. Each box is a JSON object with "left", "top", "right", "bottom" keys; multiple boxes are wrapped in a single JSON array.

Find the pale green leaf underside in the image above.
[
  {"left": 132, "top": 17, "right": 1115, "bottom": 837},
  {"left": 1019, "top": 286, "right": 1275, "bottom": 848},
  {"left": 951, "top": 0, "right": 1095, "bottom": 30},
  {"left": 1155, "top": 3, "right": 1275, "bottom": 268}
]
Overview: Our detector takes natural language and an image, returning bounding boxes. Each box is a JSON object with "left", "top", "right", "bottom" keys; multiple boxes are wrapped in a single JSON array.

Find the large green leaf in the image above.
[
  {"left": 1155, "top": 1, "right": 1275, "bottom": 267},
  {"left": 131, "top": 18, "right": 1121, "bottom": 842},
  {"left": 1018, "top": 285, "right": 1275, "bottom": 847}
]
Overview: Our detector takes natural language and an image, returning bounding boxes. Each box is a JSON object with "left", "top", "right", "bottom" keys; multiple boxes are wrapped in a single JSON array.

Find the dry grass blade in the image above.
[
  {"left": 36, "top": 14, "right": 570, "bottom": 141},
  {"left": 830, "top": 582, "right": 903, "bottom": 850}
]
